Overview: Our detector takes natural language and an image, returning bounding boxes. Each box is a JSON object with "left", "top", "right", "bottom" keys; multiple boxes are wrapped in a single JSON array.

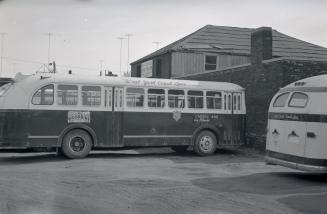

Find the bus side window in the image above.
[
  {"left": 148, "top": 88, "right": 165, "bottom": 108},
  {"left": 188, "top": 90, "right": 203, "bottom": 109},
  {"left": 126, "top": 88, "right": 144, "bottom": 108},
  {"left": 168, "top": 89, "right": 184, "bottom": 108},
  {"left": 206, "top": 91, "right": 222, "bottom": 109},
  {"left": 273, "top": 92, "right": 289, "bottom": 107},
  {"left": 82, "top": 86, "right": 101, "bottom": 106},
  {"left": 288, "top": 92, "right": 308, "bottom": 108},
  {"left": 57, "top": 85, "right": 78, "bottom": 105},
  {"left": 32, "top": 84, "right": 54, "bottom": 105}
]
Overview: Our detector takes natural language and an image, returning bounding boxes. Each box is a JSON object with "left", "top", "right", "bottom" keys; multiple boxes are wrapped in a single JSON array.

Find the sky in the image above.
[{"left": 0, "top": 0, "right": 326, "bottom": 77}]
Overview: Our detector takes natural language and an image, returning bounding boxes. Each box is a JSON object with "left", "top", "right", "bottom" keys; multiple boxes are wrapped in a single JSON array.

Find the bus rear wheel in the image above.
[
  {"left": 61, "top": 129, "right": 92, "bottom": 159},
  {"left": 194, "top": 130, "right": 217, "bottom": 156}
]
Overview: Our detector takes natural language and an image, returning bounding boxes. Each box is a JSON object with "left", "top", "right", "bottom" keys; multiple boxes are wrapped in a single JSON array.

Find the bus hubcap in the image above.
[
  {"left": 199, "top": 136, "right": 213, "bottom": 152},
  {"left": 70, "top": 137, "right": 85, "bottom": 152}
]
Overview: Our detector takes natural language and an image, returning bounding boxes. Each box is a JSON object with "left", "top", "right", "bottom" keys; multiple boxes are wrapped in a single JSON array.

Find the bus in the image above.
[
  {"left": 0, "top": 73, "right": 246, "bottom": 159},
  {"left": 266, "top": 75, "right": 327, "bottom": 173}
]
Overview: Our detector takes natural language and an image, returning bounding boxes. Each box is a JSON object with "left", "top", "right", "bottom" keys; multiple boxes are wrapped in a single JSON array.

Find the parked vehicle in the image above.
[
  {"left": 0, "top": 73, "right": 246, "bottom": 158},
  {"left": 266, "top": 74, "right": 327, "bottom": 172}
]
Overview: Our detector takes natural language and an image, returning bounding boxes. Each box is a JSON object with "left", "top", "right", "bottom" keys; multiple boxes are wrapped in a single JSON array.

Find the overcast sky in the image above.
[{"left": 0, "top": 0, "right": 326, "bottom": 77}]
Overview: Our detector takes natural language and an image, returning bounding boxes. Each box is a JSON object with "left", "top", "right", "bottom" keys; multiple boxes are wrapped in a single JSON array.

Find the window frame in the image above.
[
  {"left": 273, "top": 92, "right": 290, "bottom": 108},
  {"left": 126, "top": 87, "right": 145, "bottom": 108},
  {"left": 168, "top": 89, "right": 185, "bottom": 109},
  {"left": 81, "top": 85, "right": 102, "bottom": 107},
  {"left": 206, "top": 91, "right": 222, "bottom": 110},
  {"left": 31, "top": 84, "right": 54, "bottom": 105},
  {"left": 57, "top": 84, "right": 79, "bottom": 106},
  {"left": 204, "top": 55, "right": 218, "bottom": 71},
  {"left": 187, "top": 90, "right": 204, "bottom": 109},
  {"left": 147, "top": 88, "right": 166, "bottom": 108}
]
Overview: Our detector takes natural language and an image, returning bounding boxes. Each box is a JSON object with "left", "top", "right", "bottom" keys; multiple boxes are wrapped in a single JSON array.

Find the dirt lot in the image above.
[{"left": 0, "top": 148, "right": 326, "bottom": 214}]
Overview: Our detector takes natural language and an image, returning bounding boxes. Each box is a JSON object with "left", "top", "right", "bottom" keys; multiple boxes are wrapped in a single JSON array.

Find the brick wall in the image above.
[{"left": 179, "top": 59, "right": 327, "bottom": 150}]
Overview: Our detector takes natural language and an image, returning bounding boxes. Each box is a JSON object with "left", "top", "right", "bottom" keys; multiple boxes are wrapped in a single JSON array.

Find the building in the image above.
[{"left": 131, "top": 25, "right": 327, "bottom": 149}]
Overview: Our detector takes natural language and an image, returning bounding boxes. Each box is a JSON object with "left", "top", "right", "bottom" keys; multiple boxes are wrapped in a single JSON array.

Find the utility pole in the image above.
[
  {"left": 117, "top": 37, "right": 125, "bottom": 76},
  {"left": 0, "top": 33, "right": 8, "bottom": 77},
  {"left": 46, "top": 33, "right": 54, "bottom": 64},
  {"left": 153, "top": 41, "right": 161, "bottom": 50},
  {"left": 125, "top": 33, "right": 133, "bottom": 73}
]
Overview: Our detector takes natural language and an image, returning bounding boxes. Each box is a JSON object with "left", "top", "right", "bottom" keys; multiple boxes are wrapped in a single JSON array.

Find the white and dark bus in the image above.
[
  {"left": 0, "top": 73, "right": 246, "bottom": 158},
  {"left": 266, "top": 75, "right": 327, "bottom": 173}
]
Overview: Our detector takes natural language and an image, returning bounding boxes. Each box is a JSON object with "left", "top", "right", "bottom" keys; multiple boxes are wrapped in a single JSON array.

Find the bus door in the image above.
[{"left": 112, "top": 87, "right": 124, "bottom": 146}]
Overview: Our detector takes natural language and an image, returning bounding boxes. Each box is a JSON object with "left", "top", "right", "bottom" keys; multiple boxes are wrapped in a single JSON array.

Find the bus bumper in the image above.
[{"left": 265, "top": 156, "right": 327, "bottom": 173}]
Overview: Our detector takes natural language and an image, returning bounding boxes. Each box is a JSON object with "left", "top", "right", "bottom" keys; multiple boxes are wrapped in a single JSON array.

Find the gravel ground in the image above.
[{"left": 0, "top": 148, "right": 326, "bottom": 214}]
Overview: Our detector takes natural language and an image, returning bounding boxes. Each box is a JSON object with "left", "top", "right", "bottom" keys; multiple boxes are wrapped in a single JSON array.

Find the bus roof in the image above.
[
  {"left": 14, "top": 73, "right": 244, "bottom": 92},
  {"left": 280, "top": 74, "right": 327, "bottom": 93}
]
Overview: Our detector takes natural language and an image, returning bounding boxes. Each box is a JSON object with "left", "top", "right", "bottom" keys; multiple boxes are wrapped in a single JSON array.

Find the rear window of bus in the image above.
[
  {"left": 273, "top": 92, "right": 289, "bottom": 107},
  {"left": 288, "top": 92, "right": 308, "bottom": 108}
]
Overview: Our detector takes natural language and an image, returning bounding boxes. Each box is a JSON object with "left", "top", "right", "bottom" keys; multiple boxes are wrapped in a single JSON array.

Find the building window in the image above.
[
  {"left": 205, "top": 55, "right": 217, "bottom": 71},
  {"left": 168, "top": 90, "right": 185, "bottom": 108},
  {"left": 57, "top": 85, "right": 78, "bottom": 105},
  {"left": 126, "top": 88, "right": 144, "bottom": 108},
  {"left": 206, "top": 91, "right": 222, "bottom": 109},
  {"left": 82, "top": 86, "right": 101, "bottom": 106},
  {"left": 148, "top": 88, "right": 165, "bottom": 108},
  {"left": 32, "top": 84, "right": 54, "bottom": 105},
  {"left": 187, "top": 90, "right": 203, "bottom": 109}
]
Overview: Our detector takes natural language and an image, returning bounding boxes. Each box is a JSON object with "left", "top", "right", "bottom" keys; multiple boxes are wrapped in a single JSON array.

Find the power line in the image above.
[
  {"left": 125, "top": 33, "right": 133, "bottom": 73},
  {"left": 117, "top": 37, "right": 125, "bottom": 76},
  {"left": 45, "top": 33, "right": 54, "bottom": 63},
  {"left": 3, "top": 57, "right": 98, "bottom": 72}
]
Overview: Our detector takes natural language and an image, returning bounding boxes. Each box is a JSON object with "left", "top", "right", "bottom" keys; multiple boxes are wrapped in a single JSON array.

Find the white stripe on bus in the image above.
[
  {"left": 123, "top": 135, "right": 193, "bottom": 138},
  {"left": 27, "top": 135, "right": 59, "bottom": 139}
]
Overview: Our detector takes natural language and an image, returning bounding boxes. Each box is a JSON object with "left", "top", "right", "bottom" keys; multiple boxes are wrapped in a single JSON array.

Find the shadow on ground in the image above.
[{"left": 192, "top": 171, "right": 327, "bottom": 195}]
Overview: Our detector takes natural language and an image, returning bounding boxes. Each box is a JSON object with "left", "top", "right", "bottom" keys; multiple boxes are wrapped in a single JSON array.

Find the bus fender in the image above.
[
  {"left": 191, "top": 124, "right": 222, "bottom": 146},
  {"left": 57, "top": 124, "right": 98, "bottom": 148}
]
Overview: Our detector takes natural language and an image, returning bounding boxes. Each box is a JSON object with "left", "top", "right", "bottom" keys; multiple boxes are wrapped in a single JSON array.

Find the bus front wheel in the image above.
[
  {"left": 194, "top": 130, "right": 217, "bottom": 156},
  {"left": 61, "top": 129, "right": 92, "bottom": 159}
]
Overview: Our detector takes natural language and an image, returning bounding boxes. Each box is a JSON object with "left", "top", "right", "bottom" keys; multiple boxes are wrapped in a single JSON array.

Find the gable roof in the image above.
[{"left": 132, "top": 25, "right": 327, "bottom": 64}]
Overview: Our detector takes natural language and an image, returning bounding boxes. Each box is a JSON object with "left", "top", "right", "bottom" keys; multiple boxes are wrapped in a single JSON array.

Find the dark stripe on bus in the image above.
[
  {"left": 267, "top": 150, "right": 327, "bottom": 167},
  {"left": 269, "top": 112, "right": 327, "bottom": 123}
]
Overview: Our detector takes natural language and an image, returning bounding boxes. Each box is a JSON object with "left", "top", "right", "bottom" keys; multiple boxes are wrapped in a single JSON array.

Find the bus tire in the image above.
[
  {"left": 171, "top": 146, "right": 189, "bottom": 153},
  {"left": 194, "top": 130, "right": 217, "bottom": 156},
  {"left": 61, "top": 129, "right": 92, "bottom": 159}
]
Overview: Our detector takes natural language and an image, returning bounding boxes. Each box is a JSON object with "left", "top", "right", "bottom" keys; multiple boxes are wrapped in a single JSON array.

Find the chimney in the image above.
[{"left": 251, "top": 27, "right": 273, "bottom": 65}]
